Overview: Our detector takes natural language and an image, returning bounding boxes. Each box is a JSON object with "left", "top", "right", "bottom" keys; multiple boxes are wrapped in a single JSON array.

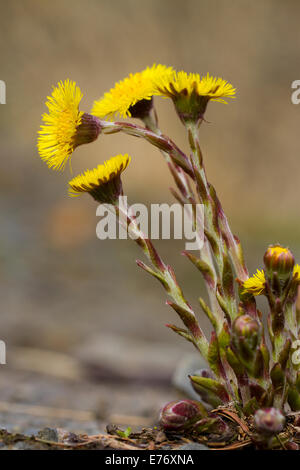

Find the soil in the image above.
[{"left": 1, "top": 403, "right": 299, "bottom": 450}]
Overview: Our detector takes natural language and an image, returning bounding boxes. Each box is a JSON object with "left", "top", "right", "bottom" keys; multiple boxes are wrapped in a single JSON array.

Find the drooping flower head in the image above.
[
  {"left": 38, "top": 80, "right": 102, "bottom": 171},
  {"left": 68, "top": 154, "right": 131, "bottom": 204},
  {"left": 154, "top": 71, "right": 236, "bottom": 123},
  {"left": 91, "top": 64, "right": 174, "bottom": 120}
]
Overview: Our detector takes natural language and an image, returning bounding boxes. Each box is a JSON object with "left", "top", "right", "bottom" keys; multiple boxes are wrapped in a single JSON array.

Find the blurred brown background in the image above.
[{"left": 0, "top": 0, "right": 300, "bottom": 434}]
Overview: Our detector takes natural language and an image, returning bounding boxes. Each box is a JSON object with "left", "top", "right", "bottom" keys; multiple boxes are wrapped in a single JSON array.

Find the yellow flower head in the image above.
[
  {"left": 154, "top": 71, "right": 236, "bottom": 122},
  {"left": 243, "top": 261, "right": 300, "bottom": 295},
  {"left": 69, "top": 154, "right": 131, "bottom": 204},
  {"left": 91, "top": 64, "right": 174, "bottom": 120},
  {"left": 156, "top": 71, "right": 235, "bottom": 102},
  {"left": 243, "top": 269, "right": 266, "bottom": 296},
  {"left": 38, "top": 80, "right": 101, "bottom": 171}
]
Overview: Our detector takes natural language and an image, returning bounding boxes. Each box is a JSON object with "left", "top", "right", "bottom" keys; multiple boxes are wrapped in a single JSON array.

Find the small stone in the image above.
[
  {"left": 36, "top": 427, "right": 59, "bottom": 442},
  {"left": 56, "top": 428, "right": 82, "bottom": 443}
]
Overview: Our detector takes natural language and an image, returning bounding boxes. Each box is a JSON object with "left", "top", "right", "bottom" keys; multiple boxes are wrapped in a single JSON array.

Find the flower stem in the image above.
[
  {"left": 142, "top": 112, "right": 224, "bottom": 322},
  {"left": 113, "top": 201, "right": 209, "bottom": 360},
  {"left": 100, "top": 120, "right": 193, "bottom": 177},
  {"left": 186, "top": 120, "right": 248, "bottom": 282}
]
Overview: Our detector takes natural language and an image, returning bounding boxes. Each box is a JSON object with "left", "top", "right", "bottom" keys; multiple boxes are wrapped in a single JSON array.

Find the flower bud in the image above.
[
  {"left": 159, "top": 399, "right": 205, "bottom": 431},
  {"left": 264, "top": 245, "right": 294, "bottom": 283},
  {"left": 232, "top": 315, "right": 262, "bottom": 371},
  {"left": 234, "top": 314, "right": 260, "bottom": 337},
  {"left": 254, "top": 408, "right": 285, "bottom": 435},
  {"left": 233, "top": 314, "right": 261, "bottom": 351}
]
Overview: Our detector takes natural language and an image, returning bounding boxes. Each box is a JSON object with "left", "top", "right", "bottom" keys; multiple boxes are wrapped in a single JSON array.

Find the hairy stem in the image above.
[
  {"left": 142, "top": 112, "right": 224, "bottom": 322},
  {"left": 112, "top": 201, "right": 210, "bottom": 360},
  {"left": 186, "top": 121, "right": 248, "bottom": 282}
]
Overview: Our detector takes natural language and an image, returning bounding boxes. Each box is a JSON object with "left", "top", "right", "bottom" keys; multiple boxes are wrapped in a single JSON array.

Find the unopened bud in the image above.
[
  {"left": 234, "top": 314, "right": 260, "bottom": 337},
  {"left": 233, "top": 314, "right": 260, "bottom": 350},
  {"left": 159, "top": 399, "right": 205, "bottom": 431},
  {"left": 264, "top": 245, "right": 294, "bottom": 282},
  {"left": 232, "top": 315, "right": 262, "bottom": 369},
  {"left": 254, "top": 408, "right": 285, "bottom": 435}
]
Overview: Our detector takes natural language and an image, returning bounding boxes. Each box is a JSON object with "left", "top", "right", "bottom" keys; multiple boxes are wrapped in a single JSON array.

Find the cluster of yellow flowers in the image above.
[
  {"left": 37, "top": 68, "right": 300, "bottom": 296},
  {"left": 37, "top": 63, "right": 235, "bottom": 193},
  {"left": 243, "top": 245, "right": 300, "bottom": 296},
  {"left": 37, "top": 66, "right": 300, "bottom": 420}
]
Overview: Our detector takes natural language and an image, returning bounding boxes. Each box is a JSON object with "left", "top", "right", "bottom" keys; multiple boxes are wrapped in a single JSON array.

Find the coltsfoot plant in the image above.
[{"left": 38, "top": 66, "right": 300, "bottom": 449}]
